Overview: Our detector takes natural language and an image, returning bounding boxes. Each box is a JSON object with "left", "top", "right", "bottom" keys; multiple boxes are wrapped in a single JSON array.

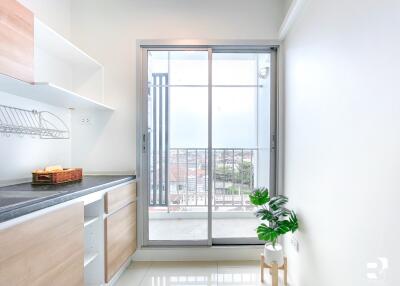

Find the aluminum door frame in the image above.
[{"left": 139, "top": 45, "right": 278, "bottom": 247}]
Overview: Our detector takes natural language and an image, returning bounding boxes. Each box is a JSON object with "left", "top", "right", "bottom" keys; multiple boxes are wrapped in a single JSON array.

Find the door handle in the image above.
[{"left": 142, "top": 130, "right": 151, "bottom": 153}]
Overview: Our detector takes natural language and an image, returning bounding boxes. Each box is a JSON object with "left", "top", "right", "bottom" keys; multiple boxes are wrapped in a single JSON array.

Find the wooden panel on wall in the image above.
[
  {"left": 105, "top": 182, "right": 136, "bottom": 214},
  {"left": 0, "top": 0, "right": 34, "bottom": 83},
  {"left": 0, "top": 202, "right": 84, "bottom": 286},
  {"left": 105, "top": 202, "right": 137, "bottom": 282}
]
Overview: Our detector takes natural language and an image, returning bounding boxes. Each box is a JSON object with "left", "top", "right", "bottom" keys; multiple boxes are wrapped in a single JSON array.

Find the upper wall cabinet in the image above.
[
  {"left": 0, "top": 0, "right": 34, "bottom": 83},
  {"left": 34, "top": 19, "right": 109, "bottom": 109},
  {"left": 0, "top": 0, "right": 113, "bottom": 111}
]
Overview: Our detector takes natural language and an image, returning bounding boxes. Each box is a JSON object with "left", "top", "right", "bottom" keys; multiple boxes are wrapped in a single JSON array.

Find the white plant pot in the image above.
[{"left": 264, "top": 243, "right": 284, "bottom": 266}]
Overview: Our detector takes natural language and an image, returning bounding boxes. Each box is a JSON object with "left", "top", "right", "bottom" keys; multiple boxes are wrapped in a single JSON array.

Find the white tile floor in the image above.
[{"left": 115, "top": 261, "right": 286, "bottom": 286}]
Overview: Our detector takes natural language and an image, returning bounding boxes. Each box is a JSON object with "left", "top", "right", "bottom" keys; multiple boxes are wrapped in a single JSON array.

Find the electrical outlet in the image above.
[
  {"left": 291, "top": 236, "right": 299, "bottom": 252},
  {"left": 80, "top": 117, "right": 92, "bottom": 125}
]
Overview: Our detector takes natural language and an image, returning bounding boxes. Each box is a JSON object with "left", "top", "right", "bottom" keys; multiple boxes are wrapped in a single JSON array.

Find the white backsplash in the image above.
[{"left": 0, "top": 92, "right": 71, "bottom": 183}]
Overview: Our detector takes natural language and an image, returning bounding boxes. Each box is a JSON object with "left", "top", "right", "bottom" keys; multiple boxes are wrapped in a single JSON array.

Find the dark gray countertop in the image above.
[{"left": 0, "top": 175, "right": 136, "bottom": 223}]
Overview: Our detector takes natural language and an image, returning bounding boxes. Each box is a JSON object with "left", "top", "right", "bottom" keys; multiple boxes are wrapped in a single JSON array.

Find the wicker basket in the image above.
[{"left": 32, "top": 168, "right": 83, "bottom": 185}]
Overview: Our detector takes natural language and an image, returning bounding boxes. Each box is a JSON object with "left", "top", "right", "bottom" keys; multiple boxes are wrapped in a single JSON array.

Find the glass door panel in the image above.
[
  {"left": 147, "top": 50, "right": 209, "bottom": 242},
  {"left": 169, "top": 51, "right": 209, "bottom": 85},
  {"left": 211, "top": 52, "right": 271, "bottom": 242}
]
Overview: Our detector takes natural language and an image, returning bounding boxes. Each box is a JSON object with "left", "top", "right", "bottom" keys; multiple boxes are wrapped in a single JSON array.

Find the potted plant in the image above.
[{"left": 249, "top": 187, "right": 299, "bottom": 266}]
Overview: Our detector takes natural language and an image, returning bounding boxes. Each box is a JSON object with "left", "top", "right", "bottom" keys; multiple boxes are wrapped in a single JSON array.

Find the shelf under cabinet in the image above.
[{"left": 0, "top": 74, "right": 114, "bottom": 111}]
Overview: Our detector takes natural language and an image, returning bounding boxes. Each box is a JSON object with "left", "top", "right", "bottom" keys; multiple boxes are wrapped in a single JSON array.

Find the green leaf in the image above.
[
  {"left": 273, "top": 212, "right": 299, "bottom": 236},
  {"left": 275, "top": 220, "right": 292, "bottom": 235},
  {"left": 257, "top": 223, "right": 278, "bottom": 243},
  {"left": 249, "top": 188, "right": 270, "bottom": 206},
  {"left": 272, "top": 208, "right": 291, "bottom": 218},
  {"left": 269, "top": 195, "right": 288, "bottom": 211},
  {"left": 255, "top": 209, "right": 277, "bottom": 222},
  {"left": 288, "top": 211, "right": 299, "bottom": 232}
]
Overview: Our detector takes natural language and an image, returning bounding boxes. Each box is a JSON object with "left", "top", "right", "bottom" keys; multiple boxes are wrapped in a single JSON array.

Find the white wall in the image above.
[
  {"left": 282, "top": 0, "right": 293, "bottom": 17},
  {"left": 0, "top": 93, "right": 71, "bottom": 184},
  {"left": 69, "top": 0, "right": 285, "bottom": 174},
  {"left": 283, "top": 0, "right": 400, "bottom": 285}
]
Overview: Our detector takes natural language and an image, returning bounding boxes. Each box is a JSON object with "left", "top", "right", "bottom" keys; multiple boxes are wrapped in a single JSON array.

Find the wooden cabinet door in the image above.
[
  {"left": 0, "top": 0, "right": 34, "bottom": 82},
  {"left": 0, "top": 202, "right": 84, "bottom": 286},
  {"left": 105, "top": 202, "right": 137, "bottom": 282},
  {"left": 104, "top": 182, "right": 136, "bottom": 214}
]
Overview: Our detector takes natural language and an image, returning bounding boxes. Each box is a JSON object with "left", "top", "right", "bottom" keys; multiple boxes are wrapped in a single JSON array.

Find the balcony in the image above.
[
  {"left": 149, "top": 148, "right": 263, "bottom": 241},
  {"left": 150, "top": 148, "right": 258, "bottom": 208}
]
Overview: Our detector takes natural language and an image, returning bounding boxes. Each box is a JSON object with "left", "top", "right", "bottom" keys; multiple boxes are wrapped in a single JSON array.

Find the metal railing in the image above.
[{"left": 150, "top": 148, "right": 257, "bottom": 208}]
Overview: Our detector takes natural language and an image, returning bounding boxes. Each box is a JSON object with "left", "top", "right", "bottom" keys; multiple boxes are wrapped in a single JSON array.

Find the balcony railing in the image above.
[{"left": 150, "top": 148, "right": 258, "bottom": 208}]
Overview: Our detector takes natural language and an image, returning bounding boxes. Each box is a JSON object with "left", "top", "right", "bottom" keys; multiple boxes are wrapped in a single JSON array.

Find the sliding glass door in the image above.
[
  {"left": 141, "top": 46, "right": 276, "bottom": 246},
  {"left": 211, "top": 52, "right": 273, "bottom": 243}
]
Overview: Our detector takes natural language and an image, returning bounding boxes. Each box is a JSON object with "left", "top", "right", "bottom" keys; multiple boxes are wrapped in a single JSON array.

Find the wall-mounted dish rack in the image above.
[{"left": 0, "top": 104, "right": 69, "bottom": 139}]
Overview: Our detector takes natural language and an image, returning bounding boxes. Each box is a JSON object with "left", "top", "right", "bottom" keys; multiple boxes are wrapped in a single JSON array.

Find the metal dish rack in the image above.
[{"left": 0, "top": 104, "right": 69, "bottom": 139}]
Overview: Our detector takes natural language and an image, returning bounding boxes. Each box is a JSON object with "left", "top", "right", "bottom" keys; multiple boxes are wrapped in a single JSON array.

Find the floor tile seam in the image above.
[{"left": 138, "top": 261, "right": 154, "bottom": 286}]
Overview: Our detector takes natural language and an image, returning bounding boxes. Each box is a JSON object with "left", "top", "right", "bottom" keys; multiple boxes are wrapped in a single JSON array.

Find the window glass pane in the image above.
[
  {"left": 169, "top": 51, "right": 208, "bottom": 85},
  {"left": 170, "top": 87, "right": 208, "bottom": 149},
  {"left": 213, "top": 53, "right": 259, "bottom": 85},
  {"left": 148, "top": 51, "right": 168, "bottom": 77},
  {"left": 212, "top": 87, "right": 257, "bottom": 148}
]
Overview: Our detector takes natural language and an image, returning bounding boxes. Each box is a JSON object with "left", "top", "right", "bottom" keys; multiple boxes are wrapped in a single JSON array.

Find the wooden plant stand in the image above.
[{"left": 260, "top": 254, "right": 287, "bottom": 286}]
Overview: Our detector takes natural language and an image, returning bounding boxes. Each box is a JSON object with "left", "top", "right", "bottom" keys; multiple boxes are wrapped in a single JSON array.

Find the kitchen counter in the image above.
[{"left": 0, "top": 175, "right": 136, "bottom": 223}]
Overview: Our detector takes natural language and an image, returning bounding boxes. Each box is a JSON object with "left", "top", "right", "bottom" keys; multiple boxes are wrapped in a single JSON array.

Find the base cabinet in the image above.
[
  {"left": 0, "top": 202, "right": 84, "bottom": 286},
  {"left": 105, "top": 201, "right": 137, "bottom": 282},
  {"left": 0, "top": 181, "right": 136, "bottom": 286}
]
